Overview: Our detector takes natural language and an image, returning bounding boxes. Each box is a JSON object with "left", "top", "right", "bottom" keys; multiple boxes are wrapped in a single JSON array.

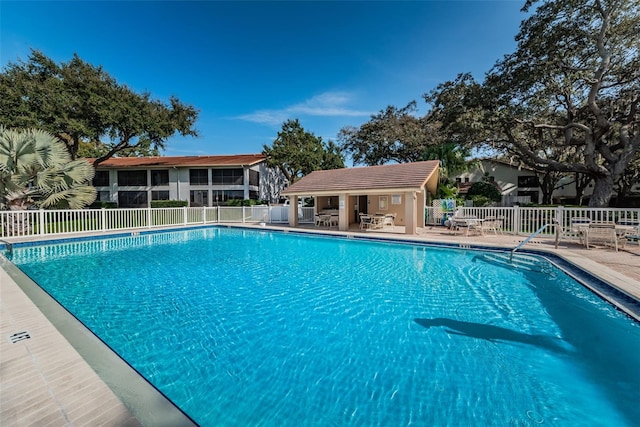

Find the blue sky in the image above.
[{"left": 1, "top": 1, "right": 525, "bottom": 160}]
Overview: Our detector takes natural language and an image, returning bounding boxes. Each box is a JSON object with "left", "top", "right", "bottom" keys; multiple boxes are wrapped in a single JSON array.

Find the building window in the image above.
[
  {"left": 151, "top": 190, "right": 170, "bottom": 200},
  {"left": 464, "top": 177, "right": 470, "bottom": 183},
  {"left": 249, "top": 169, "right": 259, "bottom": 186},
  {"left": 93, "top": 171, "right": 110, "bottom": 187},
  {"left": 190, "top": 190, "right": 209, "bottom": 207},
  {"left": 189, "top": 169, "right": 209, "bottom": 185},
  {"left": 225, "top": 190, "right": 244, "bottom": 200},
  {"left": 151, "top": 170, "right": 169, "bottom": 186},
  {"left": 212, "top": 190, "right": 244, "bottom": 204},
  {"left": 212, "top": 168, "right": 243, "bottom": 185},
  {"left": 249, "top": 190, "right": 259, "bottom": 200},
  {"left": 118, "top": 191, "right": 148, "bottom": 208},
  {"left": 518, "top": 175, "right": 539, "bottom": 187},
  {"left": 455, "top": 177, "right": 462, "bottom": 183},
  {"left": 117, "top": 170, "right": 147, "bottom": 186},
  {"left": 96, "top": 190, "right": 110, "bottom": 202}
]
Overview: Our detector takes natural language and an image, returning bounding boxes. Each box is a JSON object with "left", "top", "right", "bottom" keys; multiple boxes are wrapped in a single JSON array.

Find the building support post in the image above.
[
  {"left": 405, "top": 191, "right": 417, "bottom": 235},
  {"left": 289, "top": 195, "right": 299, "bottom": 227}
]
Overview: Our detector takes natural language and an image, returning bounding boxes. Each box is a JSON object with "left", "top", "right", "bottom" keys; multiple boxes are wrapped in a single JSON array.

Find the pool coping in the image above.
[{"left": 1, "top": 223, "right": 638, "bottom": 425}]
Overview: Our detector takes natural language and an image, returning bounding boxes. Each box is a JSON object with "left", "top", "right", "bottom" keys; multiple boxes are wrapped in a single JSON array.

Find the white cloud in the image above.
[{"left": 236, "top": 91, "right": 372, "bottom": 126}]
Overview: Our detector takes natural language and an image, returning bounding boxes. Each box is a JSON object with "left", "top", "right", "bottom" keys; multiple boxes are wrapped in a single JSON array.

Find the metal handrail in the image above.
[
  {"left": 0, "top": 239, "right": 13, "bottom": 257},
  {"left": 510, "top": 220, "right": 560, "bottom": 261}
]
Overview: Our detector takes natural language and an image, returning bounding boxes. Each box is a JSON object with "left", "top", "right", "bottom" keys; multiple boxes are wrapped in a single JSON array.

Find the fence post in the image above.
[
  {"left": 147, "top": 207, "right": 152, "bottom": 229},
  {"left": 183, "top": 207, "right": 188, "bottom": 225},
  {"left": 242, "top": 206, "right": 246, "bottom": 223},
  {"left": 39, "top": 210, "right": 45, "bottom": 236},
  {"left": 101, "top": 208, "right": 107, "bottom": 232},
  {"left": 202, "top": 207, "right": 206, "bottom": 224},
  {"left": 514, "top": 205, "right": 521, "bottom": 235},
  {"left": 556, "top": 206, "right": 564, "bottom": 231}
]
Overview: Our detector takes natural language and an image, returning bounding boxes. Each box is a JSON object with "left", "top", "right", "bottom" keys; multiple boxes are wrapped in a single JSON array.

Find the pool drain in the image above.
[{"left": 8, "top": 331, "right": 31, "bottom": 343}]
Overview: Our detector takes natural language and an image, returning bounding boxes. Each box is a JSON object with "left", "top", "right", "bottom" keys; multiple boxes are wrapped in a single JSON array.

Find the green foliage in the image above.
[
  {"left": 0, "top": 127, "right": 97, "bottom": 210},
  {"left": 322, "top": 140, "right": 345, "bottom": 171},
  {"left": 425, "top": 0, "right": 640, "bottom": 207},
  {"left": 467, "top": 181, "right": 501, "bottom": 203},
  {"left": 0, "top": 50, "right": 199, "bottom": 163},
  {"left": 467, "top": 195, "right": 494, "bottom": 207},
  {"left": 435, "top": 181, "right": 459, "bottom": 199},
  {"left": 263, "top": 119, "right": 345, "bottom": 183},
  {"left": 421, "top": 142, "right": 473, "bottom": 179},
  {"left": 150, "top": 200, "right": 189, "bottom": 208},
  {"left": 88, "top": 201, "right": 118, "bottom": 209},
  {"left": 225, "top": 199, "right": 267, "bottom": 207},
  {"left": 338, "top": 102, "right": 441, "bottom": 166}
]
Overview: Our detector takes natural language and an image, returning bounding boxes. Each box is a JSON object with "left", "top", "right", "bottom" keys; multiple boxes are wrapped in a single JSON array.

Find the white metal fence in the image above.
[
  {"left": 1, "top": 205, "right": 638, "bottom": 240},
  {"left": 0, "top": 206, "right": 317, "bottom": 239},
  {"left": 425, "top": 206, "right": 640, "bottom": 236}
]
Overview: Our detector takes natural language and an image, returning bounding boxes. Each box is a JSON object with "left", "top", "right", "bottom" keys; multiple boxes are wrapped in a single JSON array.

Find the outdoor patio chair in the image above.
[
  {"left": 315, "top": 213, "right": 331, "bottom": 227},
  {"left": 480, "top": 219, "right": 500, "bottom": 235},
  {"left": 451, "top": 217, "right": 482, "bottom": 236},
  {"left": 569, "top": 217, "right": 592, "bottom": 245},
  {"left": 360, "top": 214, "right": 373, "bottom": 230},
  {"left": 383, "top": 213, "right": 396, "bottom": 228}
]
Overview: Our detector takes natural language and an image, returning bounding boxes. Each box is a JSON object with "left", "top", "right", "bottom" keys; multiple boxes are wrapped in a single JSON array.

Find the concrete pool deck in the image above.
[{"left": 1, "top": 224, "right": 639, "bottom": 425}]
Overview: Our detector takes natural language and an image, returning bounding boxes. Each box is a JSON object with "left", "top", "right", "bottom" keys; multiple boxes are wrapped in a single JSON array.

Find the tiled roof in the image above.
[
  {"left": 93, "top": 154, "right": 266, "bottom": 168},
  {"left": 281, "top": 160, "right": 439, "bottom": 195}
]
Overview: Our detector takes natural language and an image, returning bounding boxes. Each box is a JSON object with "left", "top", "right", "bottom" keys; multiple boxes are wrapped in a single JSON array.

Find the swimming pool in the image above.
[{"left": 8, "top": 227, "right": 640, "bottom": 426}]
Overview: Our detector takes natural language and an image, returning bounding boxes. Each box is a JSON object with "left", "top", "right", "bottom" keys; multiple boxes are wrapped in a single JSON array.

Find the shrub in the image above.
[
  {"left": 88, "top": 201, "right": 118, "bottom": 209},
  {"left": 466, "top": 181, "right": 501, "bottom": 203},
  {"left": 151, "top": 200, "right": 189, "bottom": 208},
  {"left": 468, "top": 195, "right": 493, "bottom": 207},
  {"left": 226, "top": 199, "right": 268, "bottom": 207}
]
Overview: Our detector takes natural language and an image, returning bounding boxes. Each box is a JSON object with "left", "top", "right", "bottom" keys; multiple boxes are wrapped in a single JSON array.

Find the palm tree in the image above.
[{"left": 0, "top": 127, "right": 96, "bottom": 234}]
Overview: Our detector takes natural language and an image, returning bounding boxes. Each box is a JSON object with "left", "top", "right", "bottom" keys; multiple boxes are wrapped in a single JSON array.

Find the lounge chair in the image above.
[{"left": 585, "top": 222, "right": 626, "bottom": 251}]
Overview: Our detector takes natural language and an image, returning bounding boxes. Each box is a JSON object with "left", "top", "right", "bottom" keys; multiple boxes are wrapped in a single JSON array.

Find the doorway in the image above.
[{"left": 356, "top": 195, "right": 368, "bottom": 222}]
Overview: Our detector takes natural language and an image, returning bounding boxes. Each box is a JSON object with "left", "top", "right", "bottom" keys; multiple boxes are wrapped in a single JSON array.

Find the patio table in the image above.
[{"left": 451, "top": 218, "right": 484, "bottom": 236}]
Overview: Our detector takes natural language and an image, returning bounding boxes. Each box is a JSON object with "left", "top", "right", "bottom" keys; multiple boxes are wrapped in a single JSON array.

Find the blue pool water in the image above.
[{"left": 9, "top": 227, "right": 640, "bottom": 426}]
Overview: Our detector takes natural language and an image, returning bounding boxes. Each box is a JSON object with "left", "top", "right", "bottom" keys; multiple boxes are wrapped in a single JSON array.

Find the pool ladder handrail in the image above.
[
  {"left": 510, "top": 220, "right": 560, "bottom": 262},
  {"left": 0, "top": 239, "right": 13, "bottom": 257}
]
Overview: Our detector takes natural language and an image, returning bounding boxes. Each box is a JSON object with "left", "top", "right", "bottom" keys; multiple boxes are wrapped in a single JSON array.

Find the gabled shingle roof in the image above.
[
  {"left": 93, "top": 154, "right": 266, "bottom": 168},
  {"left": 281, "top": 160, "right": 439, "bottom": 195}
]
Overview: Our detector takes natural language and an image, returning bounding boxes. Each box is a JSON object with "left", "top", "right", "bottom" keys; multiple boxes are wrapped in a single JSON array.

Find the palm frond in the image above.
[
  {"left": 30, "top": 128, "right": 70, "bottom": 169},
  {"left": 39, "top": 185, "right": 96, "bottom": 210}
]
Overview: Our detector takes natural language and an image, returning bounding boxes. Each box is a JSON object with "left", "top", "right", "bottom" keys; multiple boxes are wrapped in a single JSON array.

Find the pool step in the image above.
[{"left": 477, "top": 252, "right": 546, "bottom": 272}]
